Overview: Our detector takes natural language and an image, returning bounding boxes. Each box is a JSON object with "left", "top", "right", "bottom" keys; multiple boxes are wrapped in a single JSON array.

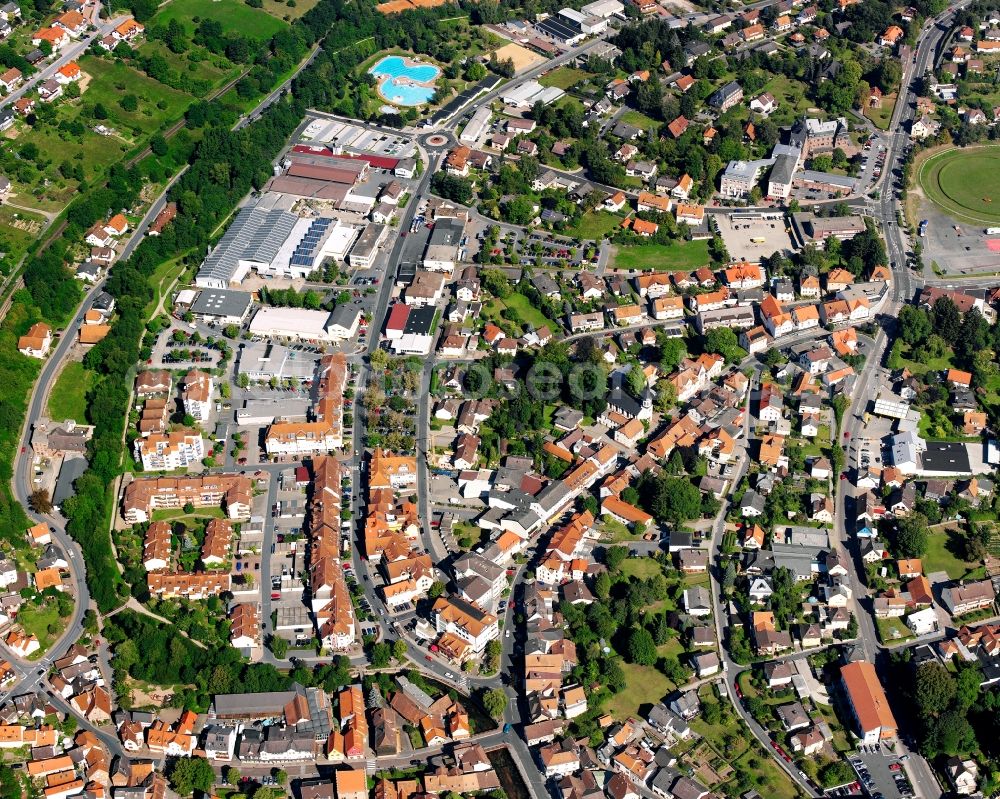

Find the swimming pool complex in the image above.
[{"left": 369, "top": 55, "right": 441, "bottom": 106}]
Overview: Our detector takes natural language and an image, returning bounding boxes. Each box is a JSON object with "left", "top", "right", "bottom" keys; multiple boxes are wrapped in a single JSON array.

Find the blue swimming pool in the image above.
[{"left": 369, "top": 55, "right": 441, "bottom": 106}]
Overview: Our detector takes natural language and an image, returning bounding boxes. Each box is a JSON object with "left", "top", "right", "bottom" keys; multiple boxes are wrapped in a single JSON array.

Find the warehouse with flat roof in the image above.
[
  {"left": 189, "top": 289, "right": 254, "bottom": 324},
  {"left": 237, "top": 342, "right": 319, "bottom": 383},
  {"left": 247, "top": 307, "right": 340, "bottom": 342}
]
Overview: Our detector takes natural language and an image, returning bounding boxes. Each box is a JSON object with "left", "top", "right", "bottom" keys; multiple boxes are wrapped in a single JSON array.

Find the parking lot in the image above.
[
  {"left": 850, "top": 746, "right": 914, "bottom": 799},
  {"left": 715, "top": 213, "right": 794, "bottom": 262}
]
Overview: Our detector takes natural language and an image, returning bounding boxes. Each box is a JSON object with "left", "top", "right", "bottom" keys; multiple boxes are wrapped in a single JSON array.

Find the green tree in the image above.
[
  {"left": 954, "top": 662, "right": 982, "bottom": 710},
  {"left": 914, "top": 661, "right": 956, "bottom": 718},
  {"left": 704, "top": 327, "right": 746, "bottom": 363},
  {"left": 370, "top": 642, "right": 391, "bottom": 668},
  {"left": 481, "top": 269, "right": 512, "bottom": 299},
  {"left": 819, "top": 760, "right": 855, "bottom": 788},
  {"left": 896, "top": 513, "right": 929, "bottom": 558},
  {"left": 268, "top": 635, "right": 288, "bottom": 659},
  {"left": 483, "top": 688, "right": 507, "bottom": 719},
  {"left": 605, "top": 545, "right": 628, "bottom": 571},
  {"left": 626, "top": 627, "right": 657, "bottom": 665},
  {"left": 594, "top": 571, "right": 612, "bottom": 600},
  {"left": 392, "top": 638, "right": 408, "bottom": 662},
  {"left": 428, "top": 580, "right": 446, "bottom": 599},
  {"left": 168, "top": 757, "right": 215, "bottom": 796}
]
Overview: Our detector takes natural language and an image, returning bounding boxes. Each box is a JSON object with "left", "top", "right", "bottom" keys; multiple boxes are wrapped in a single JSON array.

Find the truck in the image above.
[{"left": 986, "top": 227, "right": 1000, "bottom": 235}]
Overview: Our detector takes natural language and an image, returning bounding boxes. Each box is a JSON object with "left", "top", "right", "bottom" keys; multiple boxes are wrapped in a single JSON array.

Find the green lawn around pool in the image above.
[
  {"left": 611, "top": 239, "right": 712, "bottom": 272},
  {"left": 47, "top": 361, "right": 95, "bottom": 424}
]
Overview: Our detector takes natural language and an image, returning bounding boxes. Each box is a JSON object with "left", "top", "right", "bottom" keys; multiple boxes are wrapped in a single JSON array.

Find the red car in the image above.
[
  {"left": 734, "top": 681, "right": 743, "bottom": 699},
  {"left": 425, "top": 655, "right": 432, "bottom": 661}
]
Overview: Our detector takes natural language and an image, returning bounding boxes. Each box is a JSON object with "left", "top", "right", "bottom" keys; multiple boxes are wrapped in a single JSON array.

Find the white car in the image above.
[{"left": 505, "top": 629, "right": 510, "bottom": 638}]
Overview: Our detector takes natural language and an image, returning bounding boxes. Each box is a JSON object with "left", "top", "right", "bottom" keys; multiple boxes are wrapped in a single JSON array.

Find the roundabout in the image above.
[{"left": 916, "top": 145, "right": 1000, "bottom": 226}]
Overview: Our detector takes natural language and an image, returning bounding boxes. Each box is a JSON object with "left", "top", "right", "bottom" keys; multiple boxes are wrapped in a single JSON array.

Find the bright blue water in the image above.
[{"left": 369, "top": 55, "right": 440, "bottom": 106}]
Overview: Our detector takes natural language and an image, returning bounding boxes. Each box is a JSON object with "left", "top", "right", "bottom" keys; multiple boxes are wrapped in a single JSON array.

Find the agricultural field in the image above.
[
  {"left": 917, "top": 145, "right": 1000, "bottom": 226},
  {"left": 0, "top": 205, "right": 49, "bottom": 273}
]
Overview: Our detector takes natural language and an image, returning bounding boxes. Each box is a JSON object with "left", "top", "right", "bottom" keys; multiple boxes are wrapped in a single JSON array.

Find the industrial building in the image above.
[
  {"left": 459, "top": 107, "right": 492, "bottom": 144},
  {"left": 185, "top": 289, "right": 254, "bottom": 325},
  {"left": 237, "top": 342, "right": 320, "bottom": 383},
  {"left": 423, "top": 218, "right": 465, "bottom": 271},
  {"left": 195, "top": 204, "right": 298, "bottom": 288},
  {"left": 535, "top": 15, "right": 586, "bottom": 44},
  {"left": 500, "top": 80, "right": 565, "bottom": 109},
  {"left": 348, "top": 223, "right": 389, "bottom": 268},
  {"left": 247, "top": 306, "right": 358, "bottom": 343}
]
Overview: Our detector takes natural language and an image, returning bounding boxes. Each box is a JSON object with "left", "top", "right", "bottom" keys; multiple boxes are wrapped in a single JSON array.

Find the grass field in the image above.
[
  {"left": 618, "top": 110, "right": 660, "bottom": 131},
  {"left": 875, "top": 616, "right": 914, "bottom": 645},
  {"left": 0, "top": 205, "right": 48, "bottom": 267},
  {"left": 924, "top": 528, "right": 985, "bottom": 580},
  {"left": 154, "top": 0, "right": 289, "bottom": 39},
  {"left": 151, "top": 507, "right": 226, "bottom": 522},
  {"left": 917, "top": 145, "right": 1000, "bottom": 226},
  {"left": 539, "top": 66, "right": 590, "bottom": 90},
  {"left": 760, "top": 74, "right": 813, "bottom": 119},
  {"left": 611, "top": 239, "right": 711, "bottom": 272},
  {"left": 566, "top": 210, "right": 624, "bottom": 240},
  {"left": 607, "top": 661, "right": 675, "bottom": 720},
  {"left": 80, "top": 56, "right": 199, "bottom": 136},
  {"left": 488, "top": 292, "right": 558, "bottom": 331},
  {"left": 260, "top": 0, "right": 321, "bottom": 19},
  {"left": 18, "top": 601, "right": 65, "bottom": 658},
  {"left": 865, "top": 93, "right": 896, "bottom": 131},
  {"left": 145, "top": 255, "right": 191, "bottom": 316},
  {"left": 619, "top": 557, "right": 662, "bottom": 579},
  {"left": 48, "top": 361, "right": 95, "bottom": 424}
]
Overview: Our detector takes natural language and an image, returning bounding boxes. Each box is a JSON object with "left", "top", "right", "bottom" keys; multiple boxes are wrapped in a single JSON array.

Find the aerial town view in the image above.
[{"left": 1, "top": 0, "right": 1000, "bottom": 796}]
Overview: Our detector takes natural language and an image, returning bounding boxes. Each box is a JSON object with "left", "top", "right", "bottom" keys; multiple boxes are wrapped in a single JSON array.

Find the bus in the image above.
[
  {"left": 750, "top": 237, "right": 766, "bottom": 244},
  {"left": 986, "top": 227, "right": 1000, "bottom": 235}
]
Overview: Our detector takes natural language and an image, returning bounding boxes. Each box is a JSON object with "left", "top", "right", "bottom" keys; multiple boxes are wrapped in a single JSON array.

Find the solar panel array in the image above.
[
  {"left": 197, "top": 206, "right": 298, "bottom": 286},
  {"left": 289, "top": 217, "right": 333, "bottom": 268}
]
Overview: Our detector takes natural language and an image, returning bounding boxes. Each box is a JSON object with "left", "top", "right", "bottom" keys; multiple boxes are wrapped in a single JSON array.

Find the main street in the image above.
[{"left": 829, "top": 4, "right": 969, "bottom": 797}]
